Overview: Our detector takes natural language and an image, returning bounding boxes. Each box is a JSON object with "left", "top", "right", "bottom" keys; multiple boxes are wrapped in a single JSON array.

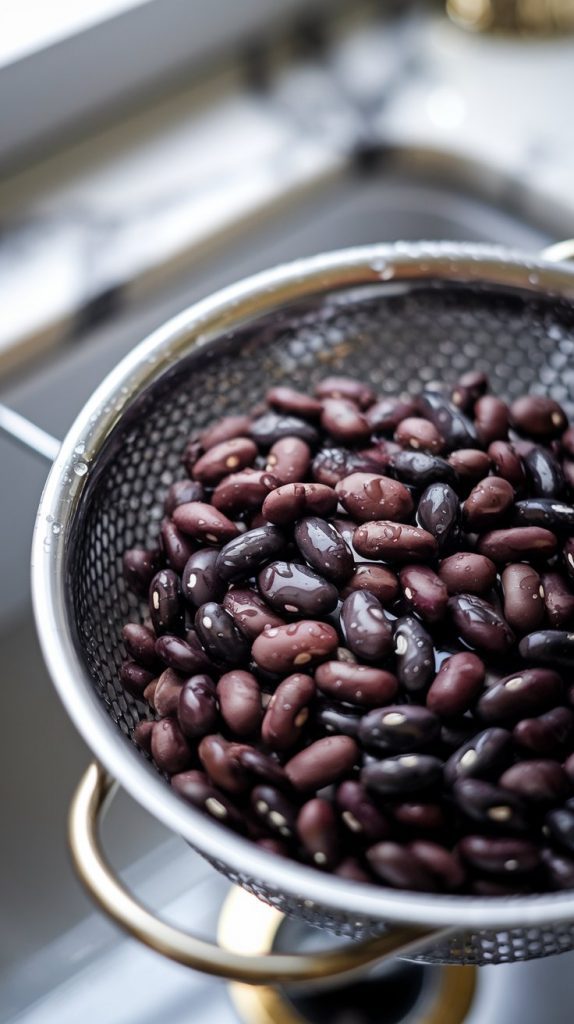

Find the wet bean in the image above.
[
  {"left": 251, "top": 785, "right": 298, "bottom": 839},
  {"left": 541, "top": 848, "right": 574, "bottom": 889},
  {"left": 265, "top": 437, "right": 311, "bottom": 484},
  {"left": 391, "top": 450, "right": 458, "bottom": 488},
  {"left": 541, "top": 572, "right": 574, "bottom": 628},
  {"left": 315, "top": 661, "right": 398, "bottom": 707},
  {"left": 222, "top": 587, "right": 285, "bottom": 639},
  {"left": 149, "top": 569, "right": 185, "bottom": 636},
  {"left": 500, "top": 760, "right": 570, "bottom": 804},
  {"left": 488, "top": 441, "right": 526, "bottom": 490},
  {"left": 451, "top": 370, "right": 488, "bottom": 411},
  {"left": 336, "top": 472, "right": 414, "bottom": 523},
  {"left": 478, "top": 526, "right": 557, "bottom": 564},
  {"left": 448, "top": 594, "right": 515, "bottom": 654},
  {"left": 266, "top": 386, "right": 323, "bottom": 418},
  {"left": 394, "top": 616, "right": 435, "bottom": 694},
  {"left": 216, "top": 525, "right": 285, "bottom": 583},
  {"left": 314, "top": 376, "right": 376, "bottom": 409},
  {"left": 172, "top": 501, "right": 239, "bottom": 544},
  {"left": 262, "top": 482, "right": 337, "bottom": 525},
  {"left": 123, "top": 548, "right": 162, "bottom": 597},
  {"left": 120, "top": 661, "right": 155, "bottom": 697},
  {"left": 160, "top": 518, "right": 194, "bottom": 574},
  {"left": 367, "top": 394, "right": 419, "bottom": 432},
  {"left": 172, "top": 770, "right": 246, "bottom": 832},
  {"left": 122, "top": 623, "right": 161, "bottom": 670},
  {"left": 336, "top": 781, "right": 390, "bottom": 842},
  {"left": 427, "top": 651, "right": 485, "bottom": 716},
  {"left": 510, "top": 395, "right": 568, "bottom": 440},
  {"left": 447, "top": 449, "right": 491, "bottom": 490},
  {"left": 477, "top": 668, "right": 563, "bottom": 723},
  {"left": 513, "top": 707, "right": 574, "bottom": 756},
  {"left": 252, "top": 620, "right": 339, "bottom": 674},
  {"left": 195, "top": 603, "right": 250, "bottom": 665},
  {"left": 358, "top": 705, "right": 440, "bottom": 755},
  {"left": 545, "top": 807, "right": 574, "bottom": 854},
  {"left": 181, "top": 437, "right": 203, "bottom": 476},
  {"left": 453, "top": 779, "right": 528, "bottom": 831},
  {"left": 459, "top": 835, "right": 541, "bottom": 874},
  {"left": 438, "top": 552, "right": 497, "bottom": 596},
  {"left": 258, "top": 560, "right": 338, "bottom": 618},
  {"left": 297, "top": 798, "right": 342, "bottom": 869},
  {"left": 182, "top": 549, "right": 225, "bottom": 608},
  {"left": 501, "top": 563, "right": 545, "bottom": 634},
  {"left": 212, "top": 469, "right": 279, "bottom": 516},
  {"left": 444, "top": 728, "right": 512, "bottom": 786},
  {"left": 261, "top": 673, "right": 315, "bottom": 750},
  {"left": 151, "top": 718, "right": 191, "bottom": 773},
  {"left": 367, "top": 842, "right": 437, "bottom": 892},
  {"left": 164, "top": 479, "right": 205, "bottom": 515},
  {"left": 340, "top": 564, "right": 399, "bottom": 606},
  {"left": 250, "top": 412, "right": 319, "bottom": 448},
  {"left": 159, "top": 630, "right": 215, "bottom": 675},
  {"left": 416, "top": 483, "right": 461, "bottom": 552},
  {"left": 312, "top": 447, "right": 378, "bottom": 487},
  {"left": 362, "top": 754, "right": 443, "bottom": 796},
  {"left": 321, "top": 398, "right": 371, "bottom": 443},
  {"left": 564, "top": 538, "right": 574, "bottom": 583},
  {"left": 409, "top": 840, "right": 466, "bottom": 891},
  {"left": 294, "top": 516, "right": 354, "bottom": 584},
  {"left": 192, "top": 437, "right": 258, "bottom": 485},
  {"left": 399, "top": 565, "right": 448, "bottom": 624},
  {"left": 315, "top": 701, "right": 362, "bottom": 738},
  {"left": 394, "top": 416, "right": 445, "bottom": 454},
  {"left": 177, "top": 675, "right": 218, "bottom": 738},
  {"left": 474, "top": 395, "right": 509, "bottom": 446},
  {"left": 154, "top": 668, "right": 185, "bottom": 717},
  {"left": 237, "top": 746, "right": 292, "bottom": 791},
  {"left": 340, "top": 591, "right": 393, "bottom": 662},
  {"left": 285, "top": 735, "right": 359, "bottom": 792},
  {"left": 418, "top": 390, "right": 478, "bottom": 450},
  {"left": 523, "top": 446, "right": 565, "bottom": 499},
  {"left": 133, "top": 720, "right": 153, "bottom": 752},
  {"left": 519, "top": 629, "right": 574, "bottom": 668},
  {"left": 197, "top": 735, "right": 248, "bottom": 794},
  {"left": 353, "top": 521, "right": 438, "bottom": 562},
  {"left": 463, "top": 477, "right": 515, "bottom": 531},
  {"left": 217, "top": 670, "right": 262, "bottom": 737},
  {"left": 513, "top": 498, "right": 574, "bottom": 536},
  {"left": 200, "top": 414, "right": 252, "bottom": 450}
]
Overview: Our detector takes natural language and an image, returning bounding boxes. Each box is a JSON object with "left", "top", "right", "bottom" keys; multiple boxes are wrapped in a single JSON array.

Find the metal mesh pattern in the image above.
[{"left": 68, "top": 280, "right": 574, "bottom": 965}]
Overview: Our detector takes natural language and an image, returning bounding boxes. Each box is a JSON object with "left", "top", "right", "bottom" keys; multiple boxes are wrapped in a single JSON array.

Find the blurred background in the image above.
[{"left": 2, "top": 1, "right": 574, "bottom": 1021}]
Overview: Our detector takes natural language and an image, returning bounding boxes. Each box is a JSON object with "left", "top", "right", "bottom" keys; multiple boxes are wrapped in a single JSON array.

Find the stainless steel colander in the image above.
[{"left": 22, "top": 241, "right": 574, "bottom": 984}]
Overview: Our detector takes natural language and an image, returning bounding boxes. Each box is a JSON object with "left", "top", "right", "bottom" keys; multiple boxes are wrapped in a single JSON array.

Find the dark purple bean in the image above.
[
  {"left": 444, "top": 728, "right": 512, "bottom": 786},
  {"left": 463, "top": 477, "right": 515, "bottom": 532},
  {"left": 143, "top": 679, "right": 158, "bottom": 708},
  {"left": 320, "top": 398, "right": 371, "bottom": 443},
  {"left": 122, "top": 623, "right": 161, "bottom": 670},
  {"left": 164, "top": 479, "right": 205, "bottom": 515},
  {"left": 154, "top": 668, "right": 185, "bottom": 717},
  {"left": 519, "top": 629, "right": 574, "bottom": 668},
  {"left": 513, "top": 707, "right": 574, "bottom": 756},
  {"left": 513, "top": 498, "right": 574, "bottom": 535},
  {"left": 133, "top": 720, "right": 153, "bottom": 752},
  {"left": 197, "top": 735, "right": 248, "bottom": 794},
  {"left": 172, "top": 770, "right": 246, "bottom": 832},
  {"left": 265, "top": 437, "right": 311, "bottom": 484},
  {"left": 159, "top": 519, "right": 194, "bottom": 575},
  {"left": 488, "top": 441, "right": 526, "bottom": 490},
  {"left": 523, "top": 446, "right": 565, "bottom": 499},
  {"left": 510, "top": 395, "right": 568, "bottom": 440},
  {"left": 238, "top": 743, "right": 293, "bottom": 791},
  {"left": 251, "top": 786, "right": 298, "bottom": 839},
  {"left": 564, "top": 538, "right": 574, "bottom": 583},
  {"left": 312, "top": 447, "right": 382, "bottom": 486},
  {"left": 200, "top": 414, "right": 251, "bottom": 450},
  {"left": 367, "top": 394, "right": 419, "bottom": 432},
  {"left": 261, "top": 673, "right": 315, "bottom": 750},
  {"left": 500, "top": 760, "right": 570, "bottom": 804},
  {"left": 181, "top": 438, "right": 203, "bottom": 476},
  {"left": 151, "top": 718, "right": 191, "bottom": 773},
  {"left": 409, "top": 840, "right": 466, "bottom": 891},
  {"left": 399, "top": 565, "right": 448, "bottom": 624},
  {"left": 391, "top": 450, "right": 458, "bottom": 489},
  {"left": 448, "top": 594, "right": 515, "bottom": 654},
  {"left": 440, "top": 717, "right": 479, "bottom": 751},
  {"left": 267, "top": 386, "right": 323, "bottom": 418},
  {"left": 172, "top": 502, "right": 239, "bottom": 544},
  {"left": 419, "top": 390, "right": 479, "bottom": 450},
  {"left": 192, "top": 437, "right": 258, "bottom": 485},
  {"left": 438, "top": 552, "right": 497, "bottom": 596},
  {"left": 340, "top": 591, "right": 393, "bottom": 662},
  {"left": 340, "top": 563, "right": 399, "bottom": 604},
  {"left": 459, "top": 835, "right": 541, "bottom": 874},
  {"left": 262, "top": 482, "right": 337, "bottom": 526},
  {"left": 194, "top": 602, "right": 249, "bottom": 666},
  {"left": 427, "top": 651, "right": 485, "bottom": 716},
  {"left": 182, "top": 549, "right": 225, "bottom": 608},
  {"left": 451, "top": 370, "right": 488, "bottom": 410},
  {"left": 315, "top": 661, "right": 398, "bottom": 707},
  {"left": 217, "top": 670, "right": 262, "bottom": 737},
  {"left": 297, "top": 798, "right": 342, "bottom": 869},
  {"left": 394, "top": 416, "right": 445, "bottom": 454},
  {"left": 545, "top": 807, "right": 574, "bottom": 854},
  {"left": 316, "top": 701, "right": 363, "bottom": 738},
  {"left": 474, "top": 395, "right": 510, "bottom": 446},
  {"left": 177, "top": 675, "right": 218, "bottom": 738},
  {"left": 120, "top": 660, "right": 155, "bottom": 697},
  {"left": 453, "top": 779, "right": 528, "bottom": 831},
  {"left": 562, "top": 426, "right": 574, "bottom": 457},
  {"left": 250, "top": 412, "right": 319, "bottom": 448},
  {"left": 362, "top": 754, "right": 443, "bottom": 796},
  {"left": 216, "top": 525, "right": 285, "bottom": 583},
  {"left": 314, "top": 376, "right": 376, "bottom": 410},
  {"left": 212, "top": 469, "right": 279, "bottom": 516},
  {"left": 416, "top": 483, "right": 461, "bottom": 552},
  {"left": 335, "top": 858, "right": 372, "bottom": 882},
  {"left": 285, "top": 736, "right": 359, "bottom": 792},
  {"left": 222, "top": 587, "right": 285, "bottom": 639},
  {"left": 477, "top": 668, "right": 563, "bottom": 723},
  {"left": 358, "top": 705, "right": 440, "bottom": 755},
  {"left": 501, "top": 563, "right": 545, "bottom": 635},
  {"left": 258, "top": 561, "right": 338, "bottom": 618},
  {"left": 157, "top": 630, "right": 215, "bottom": 675},
  {"left": 367, "top": 842, "right": 437, "bottom": 891},
  {"left": 149, "top": 569, "right": 185, "bottom": 636},
  {"left": 541, "top": 848, "right": 574, "bottom": 889},
  {"left": 294, "top": 516, "right": 354, "bottom": 585},
  {"left": 335, "top": 472, "right": 414, "bottom": 523},
  {"left": 393, "top": 616, "right": 435, "bottom": 694},
  {"left": 336, "top": 781, "right": 390, "bottom": 842},
  {"left": 353, "top": 521, "right": 438, "bottom": 563},
  {"left": 447, "top": 449, "right": 491, "bottom": 490},
  {"left": 391, "top": 802, "right": 446, "bottom": 831},
  {"left": 252, "top": 620, "right": 339, "bottom": 674},
  {"left": 123, "top": 548, "right": 162, "bottom": 597}
]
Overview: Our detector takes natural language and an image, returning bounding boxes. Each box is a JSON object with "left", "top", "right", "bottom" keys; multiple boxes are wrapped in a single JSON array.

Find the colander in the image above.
[{"left": 9, "top": 240, "right": 574, "bottom": 986}]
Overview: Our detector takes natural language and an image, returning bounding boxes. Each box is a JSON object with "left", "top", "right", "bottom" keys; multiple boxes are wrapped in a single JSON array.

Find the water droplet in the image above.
[
  {"left": 74, "top": 442, "right": 86, "bottom": 455},
  {"left": 74, "top": 461, "right": 88, "bottom": 477},
  {"left": 51, "top": 522, "right": 62, "bottom": 535}
]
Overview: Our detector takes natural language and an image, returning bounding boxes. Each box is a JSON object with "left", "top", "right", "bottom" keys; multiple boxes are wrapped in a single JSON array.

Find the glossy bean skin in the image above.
[
  {"left": 217, "top": 671, "right": 262, "bottom": 737},
  {"left": 315, "top": 701, "right": 363, "bottom": 738},
  {"left": 418, "top": 391, "right": 478, "bottom": 450},
  {"left": 459, "top": 835, "right": 541, "bottom": 874},
  {"left": 513, "top": 498, "right": 574, "bottom": 536},
  {"left": 119, "top": 661, "right": 155, "bottom": 697},
  {"left": 172, "top": 502, "right": 239, "bottom": 544},
  {"left": 477, "top": 526, "right": 557, "bottom": 564},
  {"left": 236, "top": 746, "right": 292, "bottom": 791},
  {"left": 474, "top": 395, "right": 509, "bottom": 446},
  {"left": 222, "top": 588, "right": 285, "bottom": 639},
  {"left": 426, "top": 652, "right": 485, "bottom": 716},
  {"left": 149, "top": 569, "right": 185, "bottom": 636},
  {"left": 353, "top": 521, "right": 438, "bottom": 563},
  {"left": 541, "top": 569, "right": 574, "bottom": 627},
  {"left": 363, "top": 754, "right": 443, "bottom": 796},
  {"left": 336, "top": 781, "right": 390, "bottom": 843},
  {"left": 265, "top": 437, "right": 311, "bottom": 484},
  {"left": 321, "top": 398, "right": 371, "bottom": 443},
  {"left": 358, "top": 705, "right": 440, "bottom": 755},
  {"left": 172, "top": 770, "right": 246, "bottom": 832},
  {"left": 541, "top": 848, "right": 574, "bottom": 889},
  {"left": 488, "top": 441, "right": 526, "bottom": 490},
  {"left": 367, "top": 394, "right": 419, "bottom": 432},
  {"left": 448, "top": 594, "right": 515, "bottom": 654},
  {"left": 500, "top": 761, "right": 571, "bottom": 804},
  {"left": 192, "top": 437, "right": 258, "bottom": 484},
  {"left": 335, "top": 472, "right": 413, "bottom": 523},
  {"left": 513, "top": 707, "right": 574, "bottom": 756},
  {"left": 314, "top": 375, "right": 376, "bottom": 409},
  {"left": 391, "top": 802, "right": 446, "bottom": 832},
  {"left": 285, "top": 736, "right": 359, "bottom": 792},
  {"left": 156, "top": 633, "right": 213, "bottom": 675},
  {"left": 151, "top": 718, "right": 191, "bottom": 773},
  {"left": 453, "top": 779, "right": 528, "bottom": 831},
  {"left": 399, "top": 565, "right": 448, "bottom": 624},
  {"left": 463, "top": 477, "right": 515, "bottom": 531},
  {"left": 447, "top": 449, "right": 490, "bottom": 491},
  {"left": 258, "top": 560, "right": 338, "bottom": 618},
  {"left": 409, "top": 840, "right": 466, "bottom": 891},
  {"left": 154, "top": 668, "right": 184, "bottom": 717},
  {"left": 438, "top": 552, "right": 497, "bottom": 596},
  {"left": 252, "top": 620, "right": 339, "bottom": 674},
  {"left": 200, "top": 414, "right": 251, "bottom": 450},
  {"left": 477, "top": 669, "right": 563, "bottom": 723},
  {"left": 178, "top": 675, "right": 219, "bottom": 739},
  {"left": 159, "top": 519, "right": 194, "bottom": 574},
  {"left": 501, "top": 563, "right": 545, "bottom": 634},
  {"left": 197, "top": 735, "right": 248, "bottom": 794},
  {"left": 519, "top": 630, "right": 574, "bottom": 668},
  {"left": 261, "top": 673, "right": 315, "bottom": 750},
  {"left": 262, "top": 482, "right": 337, "bottom": 526},
  {"left": 394, "top": 416, "right": 445, "bottom": 454},
  {"left": 391, "top": 450, "right": 458, "bottom": 488},
  {"left": 215, "top": 525, "right": 285, "bottom": 583},
  {"left": 523, "top": 447, "right": 565, "bottom": 499},
  {"left": 212, "top": 469, "right": 279, "bottom": 516},
  {"left": 315, "top": 661, "right": 398, "bottom": 707},
  {"left": 565, "top": 538, "right": 574, "bottom": 583},
  {"left": 416, "top": 483, "right": 460, "bottom": 552},
  {"left": 546, "top": 808, "right": 574, "bottom": 854},
  {"left": 251, "top": 785, "right": 298, "bottom": 839},
  {"left": 444, "top": 728, "right": 512, "bottom": 786},
  {"left": 394, "top": 616, "right": 435, "bottom": 694},
  {"left": 312, "top": 447, "right": 386, "bottom": 487},
  {"left": 452, "top": 370, "right": 488, "bottom": 410},
  {"left": 164, "top": 479, "right": 205, "bottom": 515},
  {"left": 510, "top": 395, "right": 568, "bottom": 440},
  {"left": 340, "top": 591, "right": 393, "bottom": 662},
  {"left": 195, "top": 603, "right": 250, "bottom": 666},
  {"left": 294, "top": 516, "right": 354, "bottom": 584},
  {"left": 340, "top": 563, "right": 399, "bottom": 604},
  {"left": 182, "top": 549, "right": 225, "bottom": 608},
  {"left": 266, "top": 386, "right": 323, "bottom": 418},
  {"left": 250, "top": 412, "right": 319, "bottom": 448},
  {"left": 123, "top": 548, "right": 162, "bottom": 597},
  {"left": 297, "top": 798, "right": 342, "bottom": 869},
  {"left": 133, "top": 720, "right": 153, "bottom": 752},
  {"left": 122, "top": 623, "right": 161, "bottom": 671},
  {"left": 181, "top": 438, "right": 203, "bottom": 476},
  {"left": 366, "top": 842, "right": 437, "bottom": 892}
]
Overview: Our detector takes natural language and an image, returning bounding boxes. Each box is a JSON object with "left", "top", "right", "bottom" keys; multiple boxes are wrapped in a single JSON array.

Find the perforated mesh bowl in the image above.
[{"left": 33, "top": 243, "right": 574, "bottom": 971}]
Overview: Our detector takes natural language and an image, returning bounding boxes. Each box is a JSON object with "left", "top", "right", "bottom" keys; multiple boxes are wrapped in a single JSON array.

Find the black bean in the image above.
[
  {"left": 156, "top": 633, "right": 214, "bottom": 675},
  {"left": 149, "top": 569, "right": 185, "bottom": 636},
  {"left": 477, "top": 668, "right": 563, "bottom": 723},
  {"left": 123, "top": 548, "right": 162, "bottom": 597},
  {"left": 453, "top": 778, "right": 528, "bottom": 831},
  {"left": 358, "top": 705, "right": 440, "bottom": 755},
  {"left": 367, "top": 842, "right": 438, "bottom": 891},
  {"left": 399, "top": 565, "right": 448, "bottom": 624},
  {"left": 340, "top": 591, "right": 393, "bottom": 662},
  {"left": 519, "top": 629, "right": 574, "bottom": 668},
  {"left": 315, "top": 700, "right": 363, "bottom": 738},
  {"left": 419, "top": 390, "right": 479, "bottom": 450},
  {"left": 545, "top": 807, "right": 574, "bottom": 854},
  {"left": 448, "top": 594, "right": 515, "bottom": 654},
  {"left": 336, "top": 781, "right": 390, "bottom": 843},
  {"left": 120, "top": 661, "right": 155, "bottom": 698},
  {"left": 393, "top": 616, "right": 435, "bottom": 694},
  {"left": 216, "top": 525, "right": 285, "bottom": 583},
  {"left": 122, "top": 623, "right": 161, "bottom": 670},
  {"left": 541, "top": 848, "right": 574, "bottom": 889},
  {"left": 362, "top": 754, "right": 443, "bottom": 796},
  {"left": 512, "top": 497, "right": 574, "bottom": 534},
  {"left": 172, "top": 770, "right": 247, "bottom": 832},
  {"left": 459, "top": 835, "right": 541, "bottom": 874},
  {"left": 250, "top": 412, "right": 319, "bottom": 448},
  {"left": 391, "top": 450, "right": 458, "bottom": 488},
  {"left": 178, "top": 675, "right": 219, "bottom": 738},
  {"left": 523, "top": 446, "right": 565, "bottom": 499},
  {"left": 297, "top": 798, "right": 342, "bottom": 869},
  {"left": 416, "top": 483, "right": 461, "bottom": 552},
  {"left": 444, "top": 728, "right": 512, "bottom": 786},
  {"left": 251, "top": 785, "right": 298, "bottom": 839},
  {"left": 195, "top": 602, "right": 250, "bottom": 665},
  {"left": 294, "top": 516, "right": 354, "bottom": 584},
  {"left": 257, "top": 560, "right": 338, "bottom": 619},
  {"left": 513, "top": 707, "right": 574, "bottom": 756},
  {"left": 182, "top": 549, "right": 226, "bottom": 607}
]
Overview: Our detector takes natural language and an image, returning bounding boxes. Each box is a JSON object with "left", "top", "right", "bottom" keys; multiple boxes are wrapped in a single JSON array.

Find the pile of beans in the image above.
[{"left": 120, "top": 373, "right": 574, "bottom": 895}]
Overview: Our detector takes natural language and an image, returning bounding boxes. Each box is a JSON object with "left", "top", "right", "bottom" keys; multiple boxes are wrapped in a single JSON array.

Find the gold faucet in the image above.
[{"left": 447, "top": 0, "right": 574, "bottom": 32}]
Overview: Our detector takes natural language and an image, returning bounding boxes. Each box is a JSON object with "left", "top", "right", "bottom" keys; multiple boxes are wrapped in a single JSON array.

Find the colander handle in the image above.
[{"left": 69, "top": 762, "right": 446, "bottom": 985}]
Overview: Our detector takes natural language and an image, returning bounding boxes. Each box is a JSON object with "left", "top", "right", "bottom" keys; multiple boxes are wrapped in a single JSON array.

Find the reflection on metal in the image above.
[
  {"left": 447, "top": 0, "right": 574, "bottom": 33},
  {"left": 220, "top": 886, "right": 477, "bottom": 1024}
]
